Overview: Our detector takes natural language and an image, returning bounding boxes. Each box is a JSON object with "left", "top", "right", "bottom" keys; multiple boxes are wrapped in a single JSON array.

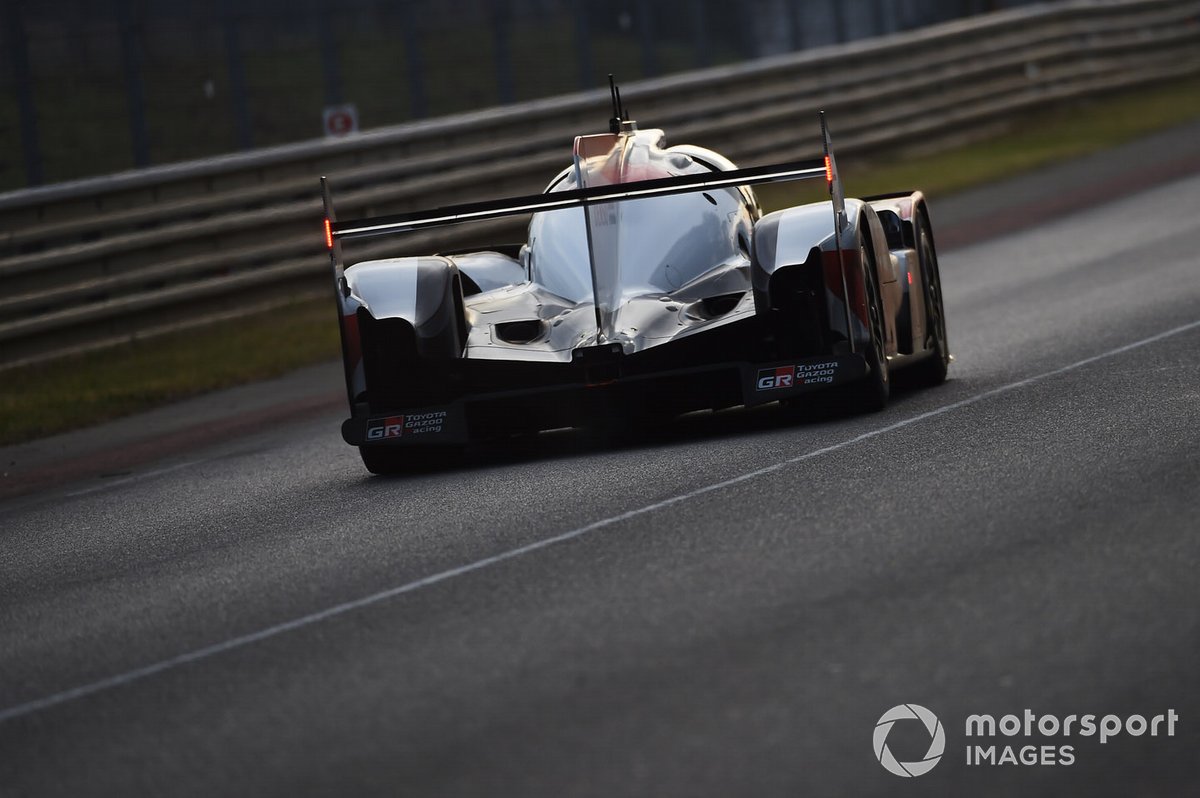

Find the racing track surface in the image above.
[{"left": 2, "top": 150, "right": 1199, "bottom": 796}]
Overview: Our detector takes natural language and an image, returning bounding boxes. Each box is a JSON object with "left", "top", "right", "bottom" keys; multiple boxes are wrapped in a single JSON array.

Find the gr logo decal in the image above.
[
  {"left": 366, "top": 416, "right": 405, "bottom": 440},
  {"left": 756, "top": 366, "right": 795, "bottom": 391}
]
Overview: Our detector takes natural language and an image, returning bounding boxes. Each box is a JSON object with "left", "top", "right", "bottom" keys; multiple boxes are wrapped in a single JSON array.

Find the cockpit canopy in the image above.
[{"left": 526, "top": 129, "right": 758, "bottom": 317}]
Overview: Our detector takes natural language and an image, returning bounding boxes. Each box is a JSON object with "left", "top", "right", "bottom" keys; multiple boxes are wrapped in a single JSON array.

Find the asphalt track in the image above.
[{"left": 2, "top": 131, "right": 1199, "bottom": 796}]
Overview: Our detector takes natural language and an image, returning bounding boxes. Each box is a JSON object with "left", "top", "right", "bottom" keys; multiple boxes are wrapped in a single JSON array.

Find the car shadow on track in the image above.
[{"left": 354, "top": 378, "right": 945, "bottom": 482}]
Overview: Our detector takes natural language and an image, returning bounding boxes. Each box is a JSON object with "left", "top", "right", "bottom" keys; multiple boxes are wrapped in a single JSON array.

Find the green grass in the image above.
[
  {"left": 1, "top": 299, "right": 340, "bottom": 445},
  {"left": 2, "top": 73, "right": 1199, "bottom": 446},
  {"left": 757, "top": 74, "right": 1200, "bottom": 210}
]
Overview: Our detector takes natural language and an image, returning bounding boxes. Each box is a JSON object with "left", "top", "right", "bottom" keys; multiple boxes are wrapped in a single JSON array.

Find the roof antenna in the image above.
[{"left": 608, "top": 74, "right": 622, "bottom": 133}]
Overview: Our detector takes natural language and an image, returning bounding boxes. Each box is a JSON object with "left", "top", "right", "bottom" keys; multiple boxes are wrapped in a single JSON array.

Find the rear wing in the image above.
[
  {"left": 322, "top": 111, "right": 846, "bottom": 247},
  {"left": 327, "top": 159, "right": 824, "bottom": 243}
]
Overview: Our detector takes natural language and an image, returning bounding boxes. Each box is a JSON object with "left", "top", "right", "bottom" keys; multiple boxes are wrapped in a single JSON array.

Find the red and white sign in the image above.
[{"left": 323, "top": 104, "right": 359, "bottom": 138}]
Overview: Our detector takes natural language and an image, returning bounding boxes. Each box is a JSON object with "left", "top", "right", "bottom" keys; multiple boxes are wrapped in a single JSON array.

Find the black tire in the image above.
[
  {"left": 358, "top": 445, "right": 462, "bottom": 475},
  {"left": 359, "top": 445, "right": 408, "bottom": 475},
  {"left": 909, "top": 214, "right": 949, "bottom": 387},
  {"left": 845, "top": 239, "right": 890, "bottom": 412}
]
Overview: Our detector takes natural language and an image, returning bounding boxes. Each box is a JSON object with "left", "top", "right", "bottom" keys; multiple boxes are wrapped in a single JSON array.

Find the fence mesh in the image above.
[{"left": 0, "top": 0, "right": 1045, "bottom": 191}]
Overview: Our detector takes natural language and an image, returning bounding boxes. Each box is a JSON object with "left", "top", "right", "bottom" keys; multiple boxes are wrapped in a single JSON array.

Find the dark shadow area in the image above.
[{"left": 354, "top": 373, "right": 946, "bottom": 483}]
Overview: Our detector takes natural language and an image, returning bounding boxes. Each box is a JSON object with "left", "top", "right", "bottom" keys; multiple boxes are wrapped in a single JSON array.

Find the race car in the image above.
[{"left": 322, "top": 98, "right": 948, "bottom": 474}]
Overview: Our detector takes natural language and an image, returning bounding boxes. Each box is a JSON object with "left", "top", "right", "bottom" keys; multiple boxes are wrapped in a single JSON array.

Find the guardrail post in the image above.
[
  {"left": 830, "top": 0, "right": 848, "bottom": 43},
  {"left": 492, "top": 0, "right": 515, "bottom": 105},
  {"left": 401, "top": 0, "right": 427, "bottom": 118},
  {"left": 317, "top": 0, "right": 343, "bottom": 107},
  {"left": 637, "top": 0, "right": 658, "bottom": 77},
  {"left": 220, "top": 0, "right": 254, "bottom": 151},
  {"left": 3, "top": 0, "right": 42, "bottom": 187},
  {"left": 118, "top": 0, "right": 151, "bottom": 168},
  {"left": 786, "top": 0, "right": 804, "bottom": 50},
  {"left": 573, "top": 0, "right": 594, "bottom": 88},
  {"left": 873, "top": 0, "right": 890, "bottom": 35},
  {"left": 693, "top": 0, "right": 711, "bottom": 66}
]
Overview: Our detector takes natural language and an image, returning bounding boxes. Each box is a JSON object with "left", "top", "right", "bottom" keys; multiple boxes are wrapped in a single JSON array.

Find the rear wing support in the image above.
[
  {"left": 820, "top": 111, "right": 854, "bottom": 354},
  {"left": 321, "top": 176, "right": 363, "bottom": 408}
]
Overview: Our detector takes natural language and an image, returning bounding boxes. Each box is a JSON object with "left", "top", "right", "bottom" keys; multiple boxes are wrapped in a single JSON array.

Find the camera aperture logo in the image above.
[{"left": 874, "top": 704, "right": 946, "bottom": 777}]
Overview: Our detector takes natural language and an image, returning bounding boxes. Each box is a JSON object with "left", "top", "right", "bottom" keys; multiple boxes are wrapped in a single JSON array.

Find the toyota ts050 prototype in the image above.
[{"left": 322, "top": 100, "right": 948, "bottom": 474}]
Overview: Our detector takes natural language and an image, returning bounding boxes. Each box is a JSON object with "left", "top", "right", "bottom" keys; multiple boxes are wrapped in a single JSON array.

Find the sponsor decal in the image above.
[
  {"left": 366, "top": 410, "right": 448, "bottom": 440},
  {"left": 755, "top": 361, "right": 840, "bottom": 391}
]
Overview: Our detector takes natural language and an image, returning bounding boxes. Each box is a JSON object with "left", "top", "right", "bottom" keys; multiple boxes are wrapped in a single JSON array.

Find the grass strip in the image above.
[{"left": 1, "top": 299, "right": 340, "bottom": 445}]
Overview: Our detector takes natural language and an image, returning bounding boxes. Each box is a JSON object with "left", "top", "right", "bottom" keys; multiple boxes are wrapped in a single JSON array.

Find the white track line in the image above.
[
  {"left": 2, "top": 319, "right": 1197, "bottom": 725},
  {"left": 64, "top": 460, "right": 205, "bottom": 498}
]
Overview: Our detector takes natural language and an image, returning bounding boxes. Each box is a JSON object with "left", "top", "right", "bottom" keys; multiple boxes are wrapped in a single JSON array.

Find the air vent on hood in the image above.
[
  {"left": 495, "top": 319, "right": 546, "bottom": 344},
  {"left": 684, "top": 291, "right": 746, "bottom": 321}
]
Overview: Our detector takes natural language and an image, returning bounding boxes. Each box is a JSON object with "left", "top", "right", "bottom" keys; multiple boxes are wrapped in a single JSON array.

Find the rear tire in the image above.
[
  {"left": 358, "top": 445, "right": 462, "bottom": 475},
  {"left": 359, "top": 446, "right": 408, "bottom": 475},
  {"left": 845, "top": 240, "right": 890, "bottom": 412},
  {"left": 908, "top": 214, "right": 949, "bottom": 387}
]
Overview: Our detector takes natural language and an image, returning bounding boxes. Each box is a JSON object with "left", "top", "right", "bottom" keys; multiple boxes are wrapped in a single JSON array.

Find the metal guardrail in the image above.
[{"left": 1, "top": 0, "right": 1198, "bottom": 370}]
